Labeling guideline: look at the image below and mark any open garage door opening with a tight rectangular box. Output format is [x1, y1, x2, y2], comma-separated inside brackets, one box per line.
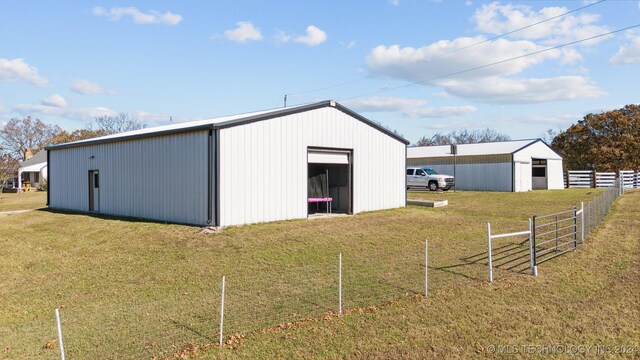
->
[532, 159, 548, 190]
[307, 149, 352, 216]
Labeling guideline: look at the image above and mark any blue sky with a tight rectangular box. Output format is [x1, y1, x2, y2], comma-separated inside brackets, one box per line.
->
[1, 1, 639, 144]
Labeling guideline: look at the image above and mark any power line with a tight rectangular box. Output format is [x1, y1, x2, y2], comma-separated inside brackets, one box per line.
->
[338, 23, 640, 102]
[440, 0, 606, 57]
[284, 0, 607, 102]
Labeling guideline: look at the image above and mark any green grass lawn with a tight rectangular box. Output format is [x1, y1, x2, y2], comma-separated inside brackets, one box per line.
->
[0, 191, 47, 212]
[1, 189, 638, 359]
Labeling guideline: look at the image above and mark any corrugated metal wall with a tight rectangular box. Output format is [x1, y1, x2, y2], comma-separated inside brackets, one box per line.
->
[513, 142, 564, 190]
[407, 155, 513, 191]
[49, 131, 210, 225]
[218, 107, 406, 226]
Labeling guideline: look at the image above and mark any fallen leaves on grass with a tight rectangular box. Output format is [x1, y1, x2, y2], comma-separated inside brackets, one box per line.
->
[43, 339, 56, 350]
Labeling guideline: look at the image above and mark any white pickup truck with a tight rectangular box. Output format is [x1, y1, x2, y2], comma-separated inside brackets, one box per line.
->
[406, 167, 455, 191]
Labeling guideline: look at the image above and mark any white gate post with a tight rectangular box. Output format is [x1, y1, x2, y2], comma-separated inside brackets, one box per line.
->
[487, 223, 493, 282]
[219, 275, 225, 346]
[55, 308, 66, 360]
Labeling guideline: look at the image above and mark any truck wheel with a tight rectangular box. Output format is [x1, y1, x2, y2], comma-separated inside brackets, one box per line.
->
[428, 181, 438, 191]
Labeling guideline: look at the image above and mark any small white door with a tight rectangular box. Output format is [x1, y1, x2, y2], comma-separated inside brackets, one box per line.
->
[89, 170, 100, 212]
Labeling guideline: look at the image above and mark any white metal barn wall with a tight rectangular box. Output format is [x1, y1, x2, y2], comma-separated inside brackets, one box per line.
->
[407, 155, 513, 191]
[49, 131, 210, 225]
[218, 107, 406, 226]
[513, 142, 564, 190]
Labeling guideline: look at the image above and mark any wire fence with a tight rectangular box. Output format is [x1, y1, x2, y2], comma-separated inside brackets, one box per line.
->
[485, 181, 623, 282]
[42, 186, 627, 359]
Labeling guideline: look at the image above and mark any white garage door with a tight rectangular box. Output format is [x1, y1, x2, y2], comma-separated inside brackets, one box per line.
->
[308, 150, 349, 164]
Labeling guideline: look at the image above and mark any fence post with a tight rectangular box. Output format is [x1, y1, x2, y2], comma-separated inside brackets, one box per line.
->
[55, 308, 66, 360]
[338, 253, 342, 315]
[527, 218, 537, 276]
[219, 275, 225, 346]
[573, 206, 577, 250]
[424, 239, 428, 297]
[592, 169, 596, 188]
[580, 202, 585, 243]
[487, 223, 493, 282]
[532, 216, 538, 276]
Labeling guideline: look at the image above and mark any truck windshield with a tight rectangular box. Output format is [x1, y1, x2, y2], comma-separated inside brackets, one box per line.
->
[422, 168, 438, 175]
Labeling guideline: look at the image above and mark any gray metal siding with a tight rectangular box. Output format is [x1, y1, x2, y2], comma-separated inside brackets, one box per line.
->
[49, 131, 210, 225]
[219, 107, 406, 226]
[408, 155, 513, 191]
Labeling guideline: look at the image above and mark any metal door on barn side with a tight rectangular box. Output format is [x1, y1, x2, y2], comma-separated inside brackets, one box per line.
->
[88, 170, 100, 212]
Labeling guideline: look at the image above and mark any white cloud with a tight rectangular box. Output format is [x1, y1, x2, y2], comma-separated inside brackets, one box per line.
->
[340, 40, 357, 49]
[278, 25, 327, 47]
[404, 105, 477, 118]
[344, 97, 427, 112]
[389, 0, 400, 6]
[472, 3, 610, 46]
[610, 32, 640, 65]
[439, 76, 605, 104]
[365, 34, 604, 104]
[41, 94, 67, 108]
[221, 21, 263, 43]
[366, 37, 575, 83]
[13, 102, 166, 126]
[14, 103, 117, 121]
[70, 79, 115, 95]
[343, 96, 477, 118]
[293, 25, 327, 46]
[92, 6, 182, 26]
[0, 58, 48, 86]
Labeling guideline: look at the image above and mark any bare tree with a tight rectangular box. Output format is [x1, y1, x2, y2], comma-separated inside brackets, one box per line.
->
[94, 113, 145, 135]
[540, 128, 558, 144]
[0, 151, 19, 190]
[0, 117, 61, 160]
[416, 128, 510, 146]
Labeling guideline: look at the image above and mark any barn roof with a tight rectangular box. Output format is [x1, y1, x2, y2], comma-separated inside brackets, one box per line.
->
[46, 100, 409, 150]
[407, 139, 555, 158]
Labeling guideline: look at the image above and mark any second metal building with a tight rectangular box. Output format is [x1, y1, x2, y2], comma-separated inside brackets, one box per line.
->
[47, 100, 408, 226]
[407, 139, 564, 192]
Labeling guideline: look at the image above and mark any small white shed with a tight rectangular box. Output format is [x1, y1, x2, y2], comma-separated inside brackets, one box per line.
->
[407, 139, 564, 192]
[46, 100, 408, 226]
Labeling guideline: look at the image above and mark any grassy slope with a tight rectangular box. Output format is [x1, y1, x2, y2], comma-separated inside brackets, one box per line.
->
[1, 189, 637, 359]
[0, 191, 47, 212]
[218, 190, 639, 359]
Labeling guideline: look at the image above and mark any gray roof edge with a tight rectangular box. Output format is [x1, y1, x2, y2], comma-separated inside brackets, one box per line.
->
[45, 124, 214, 151]
[19, 149, 48, 166]
[46, 100, 409, 150]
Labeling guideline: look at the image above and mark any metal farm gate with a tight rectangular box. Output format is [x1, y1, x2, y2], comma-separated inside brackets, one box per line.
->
[531, 208, 578, 270]
[486, 184, 623, 281]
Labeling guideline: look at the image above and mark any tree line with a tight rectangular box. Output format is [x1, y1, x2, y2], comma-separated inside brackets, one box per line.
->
[415, 104, 638, 171]
[0, 113, 144, 187]
[1, 104, 639, 188]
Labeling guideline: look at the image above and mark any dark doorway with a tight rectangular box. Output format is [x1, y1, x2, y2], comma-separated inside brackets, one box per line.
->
[307, 163, 351, 214]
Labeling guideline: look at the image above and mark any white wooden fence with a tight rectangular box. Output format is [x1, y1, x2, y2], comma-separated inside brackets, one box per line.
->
[565, 170, 639, 189]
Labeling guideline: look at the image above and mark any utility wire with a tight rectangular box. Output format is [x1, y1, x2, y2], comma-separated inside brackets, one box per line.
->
[284, 0, 607, 100]
[338, 23, 640, 101]
[443, 0, 606, 56]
